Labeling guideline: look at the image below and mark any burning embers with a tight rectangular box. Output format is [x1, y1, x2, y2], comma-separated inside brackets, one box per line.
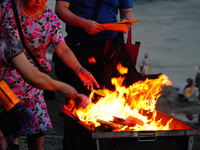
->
[64, 63, 173, 131]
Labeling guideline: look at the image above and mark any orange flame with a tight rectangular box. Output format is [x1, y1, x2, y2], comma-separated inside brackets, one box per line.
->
[88, 57, 96, 63]
[73, 63, 173, 131]
[116, 63, 128, 75]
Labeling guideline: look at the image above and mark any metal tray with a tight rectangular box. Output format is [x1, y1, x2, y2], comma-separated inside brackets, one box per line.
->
[59, 110, 200, 150]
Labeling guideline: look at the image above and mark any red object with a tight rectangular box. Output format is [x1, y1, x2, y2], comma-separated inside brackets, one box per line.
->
[125, 28, 140, 67]
[103, 27, 140, 67]
[88, 57, 96, 64]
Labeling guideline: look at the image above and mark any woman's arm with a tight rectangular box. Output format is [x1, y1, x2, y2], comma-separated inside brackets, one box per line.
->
[120, 8, 135, 21]
[55, 0, 104, 34]
[11, 52, 78, 100]
[53, 42, 100, 90]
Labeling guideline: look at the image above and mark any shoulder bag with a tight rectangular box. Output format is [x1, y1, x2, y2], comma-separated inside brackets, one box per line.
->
[0, 80, 21, 137]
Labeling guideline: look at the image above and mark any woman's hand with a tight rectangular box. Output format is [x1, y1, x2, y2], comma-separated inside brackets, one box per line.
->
[74, 94, 91, 109]
[57, 82, 79, 100]
[83, 20, 105, 35]
[77, 67, 100, 90]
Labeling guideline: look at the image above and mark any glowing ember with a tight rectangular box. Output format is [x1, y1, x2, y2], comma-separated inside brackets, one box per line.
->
[68, 63, 173, 131]
[88, 57, 96, 63]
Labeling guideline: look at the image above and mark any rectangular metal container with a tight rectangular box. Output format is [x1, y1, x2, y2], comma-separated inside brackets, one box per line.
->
[59, 110, 200, 150]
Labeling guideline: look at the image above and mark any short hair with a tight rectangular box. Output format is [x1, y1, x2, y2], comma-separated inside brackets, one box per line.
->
[188, 78, 194, 86]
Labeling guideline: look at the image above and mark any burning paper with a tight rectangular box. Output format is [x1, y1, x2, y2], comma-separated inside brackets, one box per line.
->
[66, 63, 173, 131]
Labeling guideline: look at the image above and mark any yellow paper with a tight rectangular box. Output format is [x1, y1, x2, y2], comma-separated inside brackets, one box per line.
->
[93, 89, 106, 97]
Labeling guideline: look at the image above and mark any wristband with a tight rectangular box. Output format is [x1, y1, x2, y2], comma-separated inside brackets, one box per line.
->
[76, 67, 85, 76]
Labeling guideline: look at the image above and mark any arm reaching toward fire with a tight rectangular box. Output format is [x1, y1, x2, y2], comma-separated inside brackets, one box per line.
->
[12, 52, 90, 107]
[74, 94, 91, 109]
[76, 67, 99, 90]
[53, 42, 100, 90]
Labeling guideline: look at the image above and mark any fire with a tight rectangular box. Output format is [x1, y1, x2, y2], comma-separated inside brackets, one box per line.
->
[116, 63, 128, 74]
[88, 57, 96, 63]
[72, 63, 173, 131]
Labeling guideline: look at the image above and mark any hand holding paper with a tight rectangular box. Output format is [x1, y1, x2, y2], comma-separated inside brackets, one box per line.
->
[97, 19, 140, 33]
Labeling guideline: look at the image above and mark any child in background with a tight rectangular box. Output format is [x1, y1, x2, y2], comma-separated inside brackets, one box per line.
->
[184, 79, 196, 101]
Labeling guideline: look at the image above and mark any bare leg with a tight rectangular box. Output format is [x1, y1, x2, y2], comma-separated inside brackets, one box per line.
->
[7, 138, 18, 144]
[6, 138, 20, 149]
[27, 136, 44, 150]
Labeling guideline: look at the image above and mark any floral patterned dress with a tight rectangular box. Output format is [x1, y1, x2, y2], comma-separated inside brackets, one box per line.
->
[0, 28, 23, 149]
[0, 0, 65, 139]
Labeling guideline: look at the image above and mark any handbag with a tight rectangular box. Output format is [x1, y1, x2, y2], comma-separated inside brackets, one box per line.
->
[125, 27, 140, 67]
[0, 80, 19, 111]
[103, 30, 162, 90]
[103, 27, 140, 67]
[0, 80, 21, 137]
[103, 31, 142, 90]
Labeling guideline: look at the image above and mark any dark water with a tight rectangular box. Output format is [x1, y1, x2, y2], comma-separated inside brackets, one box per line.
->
[47, 0, 200, 88]
[131, 0, 200, 88]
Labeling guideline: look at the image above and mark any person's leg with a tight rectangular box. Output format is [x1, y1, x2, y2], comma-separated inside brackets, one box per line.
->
[27, 132, 44, 150]
[7, 138, 18, 144]
[6, 138, 20, 150]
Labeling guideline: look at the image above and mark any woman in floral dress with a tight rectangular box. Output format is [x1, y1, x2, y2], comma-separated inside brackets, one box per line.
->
[0, 27, 91, 150]
[0, 27, 80, 150]
[0, 0, 99, 149]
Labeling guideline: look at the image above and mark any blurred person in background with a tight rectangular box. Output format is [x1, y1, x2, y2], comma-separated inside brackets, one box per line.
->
[183, 79, 196, 101]
[178, 78, 192, 97]
[140, 53, 151, 75]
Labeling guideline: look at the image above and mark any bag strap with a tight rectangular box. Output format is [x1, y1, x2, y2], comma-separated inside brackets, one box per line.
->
[126, 27, 132, 45]
[91, 0, 103, 21]
[11, 0, 45, 72]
